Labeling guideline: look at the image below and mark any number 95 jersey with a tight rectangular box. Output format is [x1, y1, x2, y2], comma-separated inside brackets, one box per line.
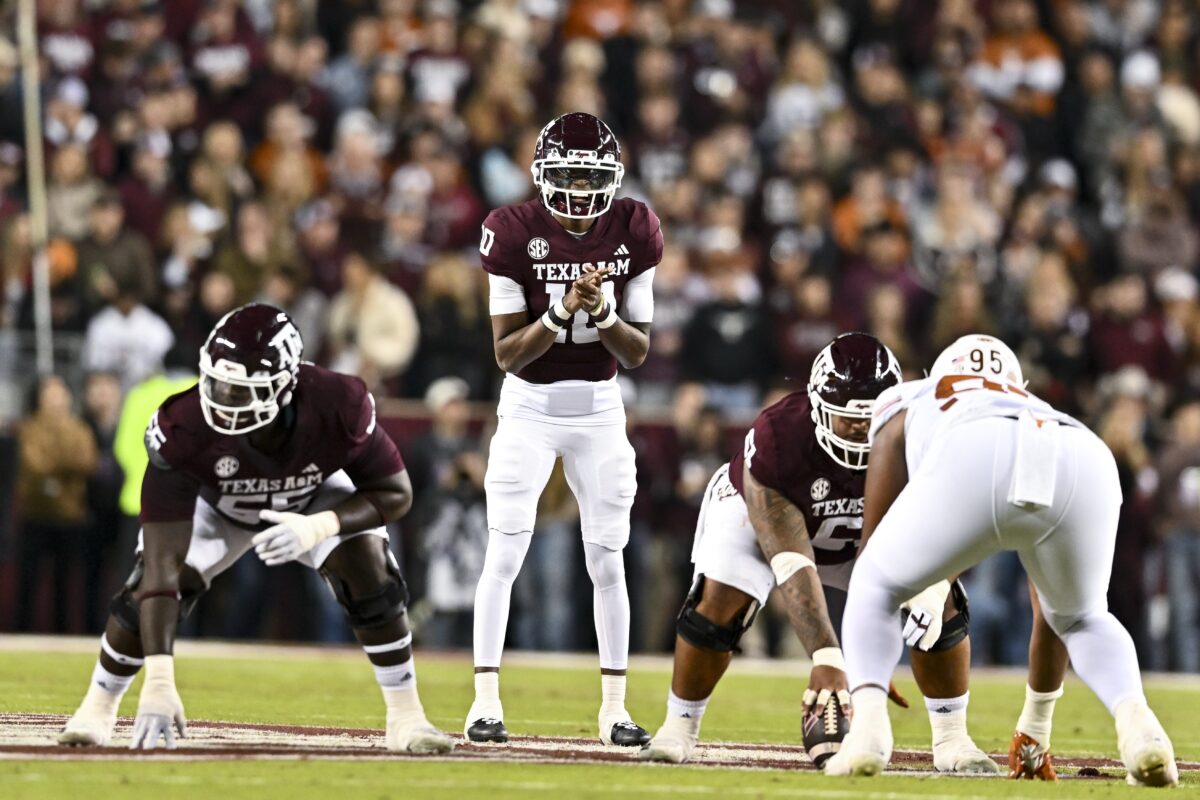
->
[480, 197, 662, 384]
[139, 363, 405, 528]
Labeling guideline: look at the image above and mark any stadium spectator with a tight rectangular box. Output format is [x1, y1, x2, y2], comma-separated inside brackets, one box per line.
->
[408, 377, 487, 649]
[15, 375, 98, 632]
[1157, 401, 1200, 671]
[80, 371, 123, 632]
[326, 251, 419, 394]
[81, 282, 174, 390]
[75, 189, 157, 310]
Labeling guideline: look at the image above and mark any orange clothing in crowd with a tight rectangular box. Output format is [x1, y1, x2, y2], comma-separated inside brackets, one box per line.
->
[974, 30, 1064, 116]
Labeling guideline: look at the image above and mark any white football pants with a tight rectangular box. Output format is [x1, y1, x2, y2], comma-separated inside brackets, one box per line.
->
[843, 417, 1146, 714]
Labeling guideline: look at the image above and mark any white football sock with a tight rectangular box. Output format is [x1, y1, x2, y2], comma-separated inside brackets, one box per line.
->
[1016, 684, 1063, 747]
[373, 656, 417, 694]
[926, 692, 970, 749]
[81, 660, 135, 714]
[471, 671, 503, 718]
[600, 674, 628, 718]
[583, 542, 630, 671]
[666, 690, 709, 721]
[472, 530, 533, 668]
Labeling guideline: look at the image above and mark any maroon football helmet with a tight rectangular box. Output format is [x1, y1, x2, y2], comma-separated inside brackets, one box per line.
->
[808, 332, 902, 469]
[531, 112, 625, 219]
[199, 303, 304, 435]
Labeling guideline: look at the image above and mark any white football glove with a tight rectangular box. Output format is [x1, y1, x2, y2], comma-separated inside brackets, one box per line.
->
[131, 655, 187, 750]
[901, 579, 952, 651]
[252, 509, 341, 566]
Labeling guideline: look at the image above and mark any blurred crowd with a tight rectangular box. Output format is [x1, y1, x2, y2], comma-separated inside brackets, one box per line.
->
[1, 0, 1200, 671]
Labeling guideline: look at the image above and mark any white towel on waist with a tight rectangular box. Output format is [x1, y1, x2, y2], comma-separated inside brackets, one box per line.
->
[1008, 409, 1059, 509]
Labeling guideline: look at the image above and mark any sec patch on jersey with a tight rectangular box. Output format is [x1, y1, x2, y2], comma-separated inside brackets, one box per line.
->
[802, 695, 850, 769]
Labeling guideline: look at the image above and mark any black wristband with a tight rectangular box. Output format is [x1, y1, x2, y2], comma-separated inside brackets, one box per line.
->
[546, 301, 571, 328]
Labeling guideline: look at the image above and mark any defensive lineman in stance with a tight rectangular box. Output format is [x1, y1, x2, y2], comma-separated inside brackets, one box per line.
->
[465, 112, 661, 745]
[58, 304, 452, 752]
[826, 335, 1177, 786]
[643, 333, 997, 773]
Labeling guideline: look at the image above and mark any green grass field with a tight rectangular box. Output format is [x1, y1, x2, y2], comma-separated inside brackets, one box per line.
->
[1, 638, 1198, 798]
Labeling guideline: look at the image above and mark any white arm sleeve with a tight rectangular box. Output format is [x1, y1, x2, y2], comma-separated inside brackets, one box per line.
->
[488, 274, 527, 315]
[621, 267, 655, 323]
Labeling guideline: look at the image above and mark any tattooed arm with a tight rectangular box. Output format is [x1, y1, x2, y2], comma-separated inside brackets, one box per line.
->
[743, 462, 846, 706]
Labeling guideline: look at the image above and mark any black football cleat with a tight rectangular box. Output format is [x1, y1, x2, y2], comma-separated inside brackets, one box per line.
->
[605, 720, 651, 747]
[466, 717, 509, 743]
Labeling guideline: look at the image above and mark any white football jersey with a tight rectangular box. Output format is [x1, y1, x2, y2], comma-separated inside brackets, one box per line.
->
[870, 375, 1079, 477]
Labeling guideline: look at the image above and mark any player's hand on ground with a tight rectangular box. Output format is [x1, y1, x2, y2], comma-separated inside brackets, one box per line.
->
[131, 660, 187, 750]
[802, 665, 851, 715]
[901, 580, 951, 651]
[252, 509, 340, 566]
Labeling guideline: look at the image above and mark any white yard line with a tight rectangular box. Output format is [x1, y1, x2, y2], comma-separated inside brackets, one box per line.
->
[7, 636, 1200, 686]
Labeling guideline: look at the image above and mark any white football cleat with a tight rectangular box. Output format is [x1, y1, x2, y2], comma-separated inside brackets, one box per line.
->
[638, 716, 701, 763]
[823, 693, 892, 777]
[932, 734, 1001, 774]
[1116, 700, 1178, 787]
[58, 688, 121, 747]
[386, 713, 454, 754]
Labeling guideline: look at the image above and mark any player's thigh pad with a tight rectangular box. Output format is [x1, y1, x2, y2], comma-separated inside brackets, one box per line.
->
[300, 470, 389, 569]
[860, 421, 1009, 600]
[690, 466, 774, 607]
[1017, 426, 1122, 627]
[561, 424, 637, 549]
[484, 415, 558, 535]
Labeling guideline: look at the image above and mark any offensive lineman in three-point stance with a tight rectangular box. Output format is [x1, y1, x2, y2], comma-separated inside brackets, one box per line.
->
[58, 304, 451, 753]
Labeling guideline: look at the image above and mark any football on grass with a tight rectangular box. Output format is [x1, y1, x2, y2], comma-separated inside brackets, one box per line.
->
[802, 695, 850, 769]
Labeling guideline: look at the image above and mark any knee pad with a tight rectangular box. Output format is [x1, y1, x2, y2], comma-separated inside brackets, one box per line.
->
[322, 547, 409, 629]
[482, 530, 531, 583]
[923, 579, 971, 653]
[583, 542, 625, 589]
[109, 557, 204, 634]
[676, 575, 760, 654]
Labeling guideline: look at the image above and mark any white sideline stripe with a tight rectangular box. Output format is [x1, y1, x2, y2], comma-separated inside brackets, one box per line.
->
[5, 636, 1200, 686]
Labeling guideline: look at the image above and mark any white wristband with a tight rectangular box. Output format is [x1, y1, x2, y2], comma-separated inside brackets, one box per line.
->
[769, 551, 816, 585]
[306, 510, 341, 549]
[541, 310, 564, 333]
[144, 654, 175, 683]
[594, 308, 618, 328]
[812, 647, 845, 671]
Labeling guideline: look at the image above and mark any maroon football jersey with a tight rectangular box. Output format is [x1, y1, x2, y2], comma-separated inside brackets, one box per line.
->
[480, 197, 664, 383]
[728, 391, 864, 589]
[140, 364, 405, 527]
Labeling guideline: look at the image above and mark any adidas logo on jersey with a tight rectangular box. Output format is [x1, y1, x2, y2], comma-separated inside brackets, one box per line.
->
[614, 244, 629, 256]
[303, 463, 320, 473]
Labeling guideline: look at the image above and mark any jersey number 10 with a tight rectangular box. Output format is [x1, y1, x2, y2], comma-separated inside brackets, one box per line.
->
[545, 283, 617, 344]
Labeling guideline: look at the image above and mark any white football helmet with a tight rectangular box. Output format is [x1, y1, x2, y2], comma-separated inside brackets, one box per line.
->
[930, 334, 1024, 386]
